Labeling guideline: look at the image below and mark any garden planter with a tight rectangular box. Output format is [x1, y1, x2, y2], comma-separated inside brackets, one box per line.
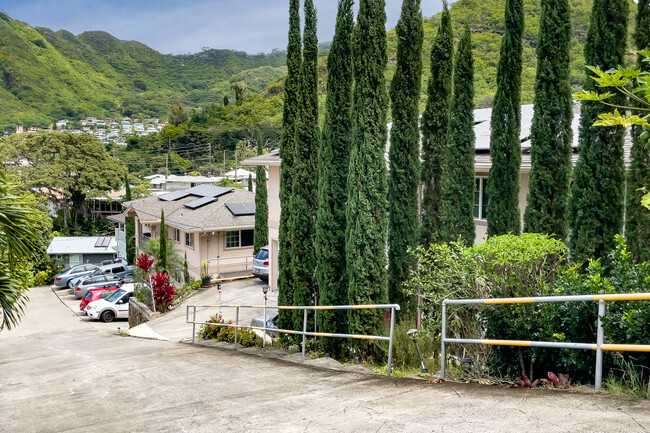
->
[201, 276, 212, 288]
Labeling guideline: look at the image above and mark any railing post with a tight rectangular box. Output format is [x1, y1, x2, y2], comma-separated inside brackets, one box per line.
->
[301, 309, 307, 363]
[263, 297, 267, 348]
[235, 306, 239, 350]
[192, 306, 196, 344]
[387, 306, 396, 377]
[595, 299, 606, 390]
[441, 300, 447, 380]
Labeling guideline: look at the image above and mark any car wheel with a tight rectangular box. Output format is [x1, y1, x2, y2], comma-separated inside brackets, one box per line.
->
[100, 310, 115, 323]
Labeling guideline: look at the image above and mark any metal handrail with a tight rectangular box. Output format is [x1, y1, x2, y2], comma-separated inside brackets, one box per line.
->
[186, 303, 401, 376]
[440, 292, 650, 389]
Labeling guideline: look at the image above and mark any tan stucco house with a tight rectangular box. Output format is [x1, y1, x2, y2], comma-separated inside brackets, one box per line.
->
[123, 184, 257, 279]
[243, 103, 633, 290]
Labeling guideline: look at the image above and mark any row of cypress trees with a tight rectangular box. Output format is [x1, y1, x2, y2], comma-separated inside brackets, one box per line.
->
[476, 0, 645, 268]
[277, 0, 649, 342]
[278, 0, 392, 343]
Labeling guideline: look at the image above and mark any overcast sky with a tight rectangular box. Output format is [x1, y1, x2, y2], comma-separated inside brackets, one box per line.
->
[1, 0, 448, 55]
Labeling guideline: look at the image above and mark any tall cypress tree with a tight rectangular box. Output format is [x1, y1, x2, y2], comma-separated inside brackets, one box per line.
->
[420, 1, 453, 247]
[626, 0, 650, 262]
[291, 0, 319, 330]
[158, 210, 167, 274]
[440, 27, 476, 246]
[486, 0, 524, 236]
[568, 0, 628, 265]
[123, 176, 135, 264]
[277, 0, 301, 331]
[523, 0, 573, 240]
[388, 0, 423, 314]
[346, 0, 389, 341]
[316, 0, 354, 348]
[247, 173, 253, 192]
[253, 138, 268, 256]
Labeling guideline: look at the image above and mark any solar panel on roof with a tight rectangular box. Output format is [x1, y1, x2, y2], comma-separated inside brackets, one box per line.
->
[184, 196, 218, 210]
[226, 202, 256, 216]
[94, 237, 111, 248]
[159, 190, 191, 201]
[158, 185, 234, 202]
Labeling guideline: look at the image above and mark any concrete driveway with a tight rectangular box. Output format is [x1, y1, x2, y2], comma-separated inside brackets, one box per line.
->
[1, 284, 650, 432]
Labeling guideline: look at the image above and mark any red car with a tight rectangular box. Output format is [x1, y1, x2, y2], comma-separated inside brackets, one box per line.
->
[79, 286, 120, 311]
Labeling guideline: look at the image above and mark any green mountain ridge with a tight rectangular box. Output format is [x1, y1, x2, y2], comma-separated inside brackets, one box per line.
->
[0, 11, 287, 129]
[0, 0, 638, 131]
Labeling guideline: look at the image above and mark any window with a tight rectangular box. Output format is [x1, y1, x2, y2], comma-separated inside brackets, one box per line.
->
[185, 232, 195, 249]
[225, 229, 255, 249]
[173, 228, 180, 243]
[474, 177, 488, 220]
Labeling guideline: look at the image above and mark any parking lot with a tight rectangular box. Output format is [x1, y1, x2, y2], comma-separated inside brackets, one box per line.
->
[51, 277, 277, 340]
[51, 284, 130, 332]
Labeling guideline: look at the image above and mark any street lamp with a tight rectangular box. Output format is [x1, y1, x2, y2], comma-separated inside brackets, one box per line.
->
[407, 328, 429, 375]
[262, 285, 269, 348]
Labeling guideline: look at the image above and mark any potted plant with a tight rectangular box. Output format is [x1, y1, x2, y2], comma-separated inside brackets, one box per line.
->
[200, 261, 211, 288]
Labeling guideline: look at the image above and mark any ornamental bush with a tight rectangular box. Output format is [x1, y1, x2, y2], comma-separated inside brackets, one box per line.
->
[198, 314, 261, 348]
[410, 234, 650, 386]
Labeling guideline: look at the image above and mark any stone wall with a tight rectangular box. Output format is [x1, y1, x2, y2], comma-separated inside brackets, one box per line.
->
[129, 298, 160, 328]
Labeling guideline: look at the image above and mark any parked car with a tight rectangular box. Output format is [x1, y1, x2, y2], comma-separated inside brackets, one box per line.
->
[68, 264, 133, 289]
[71, 274, 123, 299]
[53, 264, 100, 288]
[252, 246, 269, 281]
[79, 286, 120, 311]
[85, 283, 135, 322]
[101, 257, 127, 266]
[250, 313, 278, 338]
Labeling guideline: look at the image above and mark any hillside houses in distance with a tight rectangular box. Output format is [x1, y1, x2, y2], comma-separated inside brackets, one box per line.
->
[10, 116, 166, 146]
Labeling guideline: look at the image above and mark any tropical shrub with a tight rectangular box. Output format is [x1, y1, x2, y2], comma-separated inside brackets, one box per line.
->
[150, 272, 176, 313]
[198, 314, 261, 347]
[410, 234, 650, 387]
[30, 271, 51, 287]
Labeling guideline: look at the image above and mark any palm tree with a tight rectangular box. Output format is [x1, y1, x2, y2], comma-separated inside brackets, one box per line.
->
[0, 170, 41, 330]
[139, 238, 183, 282]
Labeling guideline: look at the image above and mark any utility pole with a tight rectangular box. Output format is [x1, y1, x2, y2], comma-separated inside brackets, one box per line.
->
[223, 150, 226, 177]
[208, 143, 213, 176]
[166, 139, 171, 179]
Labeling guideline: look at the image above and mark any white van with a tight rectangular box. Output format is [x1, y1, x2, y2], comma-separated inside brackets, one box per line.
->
[85, 283, 135, 322]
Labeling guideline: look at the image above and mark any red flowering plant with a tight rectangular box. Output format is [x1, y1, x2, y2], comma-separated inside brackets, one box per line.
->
[150, 272, 176, 313]
[135, 252, 176, 312]
[135, 252, 156, 310]
[136, 253, 154, 273]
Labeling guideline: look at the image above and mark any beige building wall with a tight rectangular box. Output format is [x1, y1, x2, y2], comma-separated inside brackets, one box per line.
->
[268, 166, 281, 291]
[474, 172, 530, 245]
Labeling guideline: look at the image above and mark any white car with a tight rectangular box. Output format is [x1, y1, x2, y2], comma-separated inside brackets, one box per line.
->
[85, 283, 135, 322]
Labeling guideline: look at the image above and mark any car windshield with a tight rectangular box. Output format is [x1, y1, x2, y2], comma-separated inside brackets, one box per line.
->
[256, 249, 269, 260]
[83, 292, 93, 300]
[106, 289, 125, 302]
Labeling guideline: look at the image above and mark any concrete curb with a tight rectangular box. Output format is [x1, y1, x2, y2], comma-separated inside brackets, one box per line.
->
[127, 322, 170, 341]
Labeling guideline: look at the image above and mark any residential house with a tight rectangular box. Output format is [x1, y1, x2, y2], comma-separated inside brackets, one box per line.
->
[241, 150, 281, 291]
[47, 236, 118, 268]
[143, 174, 223, 192]
[243, 103, 633, 291]
[122, 184, 256, 279]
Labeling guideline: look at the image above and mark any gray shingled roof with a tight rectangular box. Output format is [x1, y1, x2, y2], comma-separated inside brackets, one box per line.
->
[123, 187, 256, 232]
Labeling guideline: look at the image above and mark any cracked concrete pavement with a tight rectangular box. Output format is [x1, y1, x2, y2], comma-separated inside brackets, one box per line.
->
[1, 283, 649, 432]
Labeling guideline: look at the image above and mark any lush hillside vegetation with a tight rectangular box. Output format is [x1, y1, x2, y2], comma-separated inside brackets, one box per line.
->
[0, 0, 638, 131]
[0, 11, 286, 129]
